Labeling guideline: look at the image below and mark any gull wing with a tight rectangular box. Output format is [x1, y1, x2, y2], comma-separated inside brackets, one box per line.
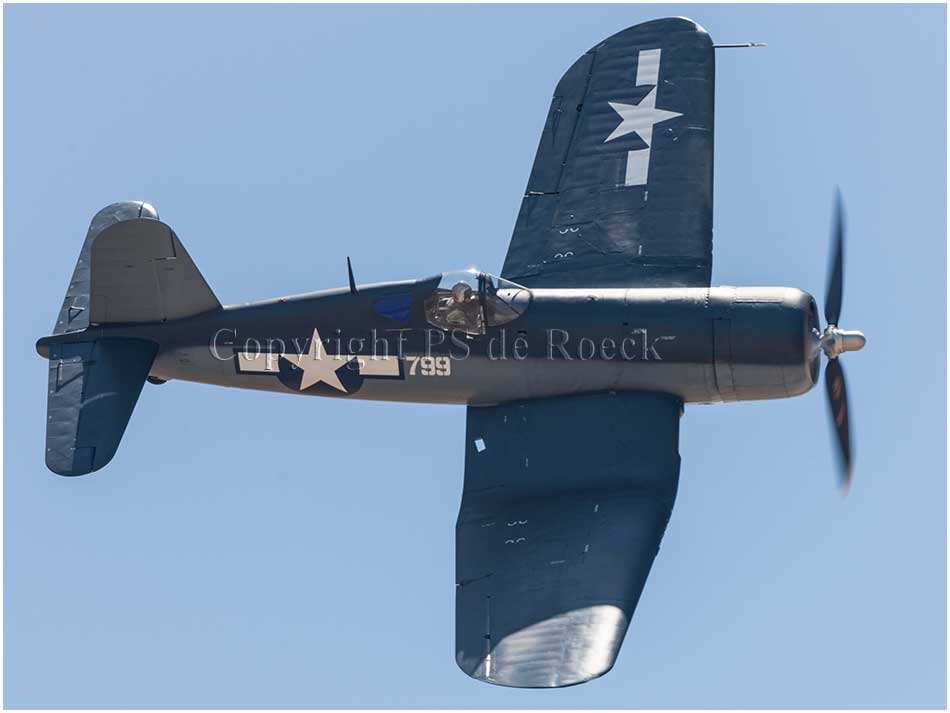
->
[456, 391, 682, 687]
[502, 17, 715, 288]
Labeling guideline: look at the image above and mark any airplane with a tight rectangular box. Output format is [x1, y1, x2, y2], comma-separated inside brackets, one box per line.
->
[36, 17, 866, 688]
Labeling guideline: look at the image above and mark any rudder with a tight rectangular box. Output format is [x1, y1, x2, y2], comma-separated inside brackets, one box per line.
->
[53, 201, 160, 335]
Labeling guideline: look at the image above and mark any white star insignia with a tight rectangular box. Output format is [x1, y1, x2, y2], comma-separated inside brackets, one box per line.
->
[281, 327, 352, 392]
[604, 87, 682, 147]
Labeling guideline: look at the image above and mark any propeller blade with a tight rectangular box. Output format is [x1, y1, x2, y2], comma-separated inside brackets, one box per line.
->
[824, 357, 852, 490]
[824, 189, 845, 326]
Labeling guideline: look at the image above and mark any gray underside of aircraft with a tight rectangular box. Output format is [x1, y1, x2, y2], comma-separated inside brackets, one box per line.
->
[36, 17, 865, 689]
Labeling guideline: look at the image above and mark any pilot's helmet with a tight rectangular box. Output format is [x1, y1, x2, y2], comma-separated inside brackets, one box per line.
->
[451, 282, 472, 302]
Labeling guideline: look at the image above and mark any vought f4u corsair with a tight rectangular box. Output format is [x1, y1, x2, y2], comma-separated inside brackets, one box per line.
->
[37, 18, 865, 688]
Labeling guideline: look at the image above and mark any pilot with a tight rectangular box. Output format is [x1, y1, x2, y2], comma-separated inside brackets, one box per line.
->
[445, 281, 480, 330]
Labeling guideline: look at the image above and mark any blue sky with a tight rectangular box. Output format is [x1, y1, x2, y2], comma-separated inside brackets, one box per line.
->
[4, 4, 946, 708]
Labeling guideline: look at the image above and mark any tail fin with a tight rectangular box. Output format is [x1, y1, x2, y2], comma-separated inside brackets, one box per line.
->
[54, 201, 158, 334]
[40, 201, 221, 475]
[55, 201, 220, 331]
[45, 339, 157, 476]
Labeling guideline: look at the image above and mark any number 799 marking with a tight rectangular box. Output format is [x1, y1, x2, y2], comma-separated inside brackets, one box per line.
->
[407, 356, 451, 377]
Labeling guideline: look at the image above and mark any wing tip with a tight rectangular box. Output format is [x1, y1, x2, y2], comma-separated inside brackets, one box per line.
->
[602, 16, 712, 45]
[458, 656, 615, 689]
[456, 603, 630, 688]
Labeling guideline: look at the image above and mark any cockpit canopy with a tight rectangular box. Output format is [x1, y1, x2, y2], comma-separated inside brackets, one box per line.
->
[424, 269, 530, 335]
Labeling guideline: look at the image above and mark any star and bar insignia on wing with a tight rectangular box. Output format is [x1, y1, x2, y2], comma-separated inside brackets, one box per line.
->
[604, 48, 683, 186]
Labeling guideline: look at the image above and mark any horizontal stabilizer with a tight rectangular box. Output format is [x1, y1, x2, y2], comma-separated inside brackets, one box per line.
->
[45, 339, 157, 476]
